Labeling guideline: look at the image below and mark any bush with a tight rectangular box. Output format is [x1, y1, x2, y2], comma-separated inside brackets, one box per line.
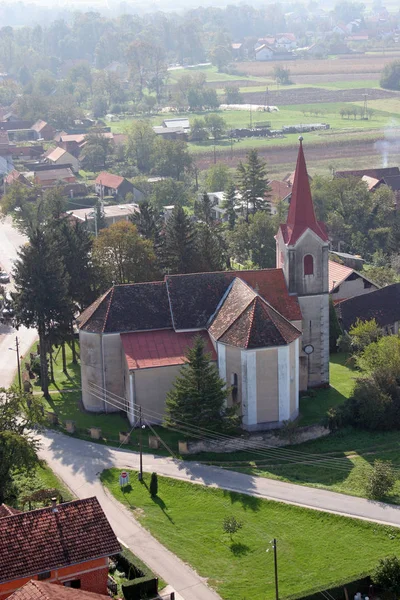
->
[222, 515, 243, 540]
[373, 556, 400, 595]
[150, 472, 158, 497]
[114, 548, 158, 600]
[365, 460, 396, 500]
[380, 60, 400, 91]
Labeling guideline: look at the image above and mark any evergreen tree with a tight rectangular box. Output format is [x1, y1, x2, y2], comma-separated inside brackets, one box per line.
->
[388, 211, 400, 255]
[163, 206, 198, 274]
[194, 192, 214, 225]
[196, 222, 227, 272]
[165, 335, 237, 431]
[222, 183, 237, 230]
[150, 472, 158, 496]
[236, 150, 271, 221]
[12, 228, 73, 397]
[130, 201, 160, 240]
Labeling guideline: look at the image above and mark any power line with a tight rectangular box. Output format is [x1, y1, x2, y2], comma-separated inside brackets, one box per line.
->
[84, 384, 355, 473]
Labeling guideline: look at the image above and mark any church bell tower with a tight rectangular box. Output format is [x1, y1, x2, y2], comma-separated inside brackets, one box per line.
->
[276, 138, 329, 388]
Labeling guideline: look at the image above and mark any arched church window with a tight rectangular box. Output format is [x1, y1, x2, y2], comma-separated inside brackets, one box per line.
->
[304, 254, 314, 275]
[231, 373, 238, 403]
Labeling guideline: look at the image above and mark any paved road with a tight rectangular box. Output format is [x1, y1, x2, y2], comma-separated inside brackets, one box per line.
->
[0, 216, 37, 387]
[40, 431, 400, 533]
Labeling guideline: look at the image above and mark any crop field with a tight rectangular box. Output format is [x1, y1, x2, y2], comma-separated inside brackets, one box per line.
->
[236, 53, 400, 80]
[110, 54, 400, 174]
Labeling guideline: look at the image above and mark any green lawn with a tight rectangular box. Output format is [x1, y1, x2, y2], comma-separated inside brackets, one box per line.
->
[102, 469, 400, 600]
[299, 353, 357, 426]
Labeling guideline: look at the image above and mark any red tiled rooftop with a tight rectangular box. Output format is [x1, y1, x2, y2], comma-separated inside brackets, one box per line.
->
[95, 171, 125, 189]
[0, 504, 20, 518]
[9, 581, 109, 600]
[0, 497, 120, 583]
[328, 259, 354, 292]
[121, 330, 216, 370]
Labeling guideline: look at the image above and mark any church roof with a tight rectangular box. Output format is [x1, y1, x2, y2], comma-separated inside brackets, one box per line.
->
[216, 292, 301, 349]
[79, 269, 301, 334]
[77, 282, 172, 333]
[121, 330, 216, 370]
[281, 139, 328, 246]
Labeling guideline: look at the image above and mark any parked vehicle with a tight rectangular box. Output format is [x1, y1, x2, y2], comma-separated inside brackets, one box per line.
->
[0, 272, 10, 284]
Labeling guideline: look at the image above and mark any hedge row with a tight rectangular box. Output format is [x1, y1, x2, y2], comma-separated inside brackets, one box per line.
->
[286, 575, 372, 600]
[114, 548, 159, 600]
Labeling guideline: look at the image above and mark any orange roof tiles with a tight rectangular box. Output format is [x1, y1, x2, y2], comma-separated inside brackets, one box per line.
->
[121, 330, 216, 370]
[95, 171, 125, 189]
[328, 259, 354, 292]
[9, 581, 109, 600]
[0, 497, 120, 583]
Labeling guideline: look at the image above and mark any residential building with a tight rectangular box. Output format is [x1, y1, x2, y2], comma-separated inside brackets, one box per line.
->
[8, 581, 109, 600]
[44, 147, 80, 173]
[328, 259, 379, 302]
[30, 120, 55, 141]
[255, 45, 275, 60]
[57, 135, 86, 157]
[0, 129, 13, 175]
[11, 145, 44, 160]
[94, 172, 142, 201]
[78, 140, 330, 430]
[4, 169, 31, 187]
[0, 497, 121, 599]
[338, 283, 400, 334]
[67, 203, 139, 227]
[34, 168, 76, 188]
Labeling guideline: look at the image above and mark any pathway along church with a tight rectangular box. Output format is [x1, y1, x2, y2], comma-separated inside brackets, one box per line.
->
[78, 139, 329, 431]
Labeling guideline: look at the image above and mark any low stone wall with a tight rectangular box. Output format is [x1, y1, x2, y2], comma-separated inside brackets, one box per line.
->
[184, 424, 329, 455]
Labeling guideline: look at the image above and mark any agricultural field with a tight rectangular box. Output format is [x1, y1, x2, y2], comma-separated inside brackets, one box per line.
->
[102, 469, 400, 600]
[109, 53, 400, 174]
[235, 52, 400, 81]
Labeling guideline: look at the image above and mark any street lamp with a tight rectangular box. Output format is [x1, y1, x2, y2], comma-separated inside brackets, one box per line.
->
[267, 539, 279, 600]
[138, 406, 146, 482]
[9, 336, 21, 390]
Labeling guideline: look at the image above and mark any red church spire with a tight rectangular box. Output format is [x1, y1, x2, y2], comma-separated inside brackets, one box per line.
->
[285, 137, 328, 245]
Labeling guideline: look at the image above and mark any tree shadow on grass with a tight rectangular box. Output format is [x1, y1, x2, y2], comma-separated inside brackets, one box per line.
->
[141, 480, 175, 524]
[151, 494, 175, 524]
[223, 489, 262, 511]
[230, 542, 250, 556]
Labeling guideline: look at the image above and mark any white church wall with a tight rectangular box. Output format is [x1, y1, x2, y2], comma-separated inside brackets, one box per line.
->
[278, 345, 290, 421]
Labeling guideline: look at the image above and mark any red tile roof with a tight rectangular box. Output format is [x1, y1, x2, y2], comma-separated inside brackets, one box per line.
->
[121, 330, 216, 370]
[328, 259, 354, 292]
[0, 504, 20, 518]
[9, 581, 109, 600]
[283, 139, 328, 245]
[269, 180, 292, 204]
[95, 171, 125, 189]
[0, 497, 120, 583]
[210, 279, 301, 349]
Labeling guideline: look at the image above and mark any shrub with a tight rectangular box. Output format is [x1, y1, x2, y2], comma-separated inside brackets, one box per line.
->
[365, 460, 396, 500]
[150, 472, 158, 497]
[222, 515, 243, 540]
[373, 556, 400, 595]
[114, 548, 158, 600]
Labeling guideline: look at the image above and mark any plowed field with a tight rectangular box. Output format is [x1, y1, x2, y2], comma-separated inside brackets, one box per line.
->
[241, 86, 399, 105]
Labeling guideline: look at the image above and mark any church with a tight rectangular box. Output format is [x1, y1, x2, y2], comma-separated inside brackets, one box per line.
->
[78, 139, 329, 431]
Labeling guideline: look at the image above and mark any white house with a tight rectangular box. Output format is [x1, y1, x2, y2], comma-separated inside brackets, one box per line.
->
[255, 45, 275, 61]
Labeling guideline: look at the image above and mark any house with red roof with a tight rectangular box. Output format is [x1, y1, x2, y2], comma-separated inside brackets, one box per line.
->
[8, 580, 109, 600]
[328, 259, 379, 302]
[78, 140, 330, 431]
[0, 498, 120, 599]
[95, 172, 141, 201]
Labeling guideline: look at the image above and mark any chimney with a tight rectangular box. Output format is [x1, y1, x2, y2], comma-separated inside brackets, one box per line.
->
[51, 497, 58, 513]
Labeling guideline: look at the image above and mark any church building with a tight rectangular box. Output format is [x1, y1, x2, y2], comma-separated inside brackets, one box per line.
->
[78, 139, 329, 431]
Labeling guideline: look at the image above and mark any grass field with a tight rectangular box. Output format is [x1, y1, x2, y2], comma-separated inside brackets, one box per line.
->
[102, 468, 400, 600]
